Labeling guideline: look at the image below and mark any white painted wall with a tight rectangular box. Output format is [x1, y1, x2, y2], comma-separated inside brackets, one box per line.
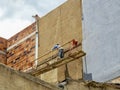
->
[82, 0, 120, 82]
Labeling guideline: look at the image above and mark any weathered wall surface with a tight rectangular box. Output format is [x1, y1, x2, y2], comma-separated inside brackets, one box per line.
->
[0, 63, 60, 90]
[7, 23, 36, 71]
[82, 0, 120, 82]
[38, 0, 83, 83]
[65, 81, 120, 90]
[1, 62, 120, 90]
[0, 37, 7, 64]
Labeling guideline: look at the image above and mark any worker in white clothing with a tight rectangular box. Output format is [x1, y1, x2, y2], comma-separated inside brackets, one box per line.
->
[52, 44, 64, 58]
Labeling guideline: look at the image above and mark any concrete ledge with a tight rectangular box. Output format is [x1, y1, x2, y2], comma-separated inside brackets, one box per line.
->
[0, 63, 61, 90]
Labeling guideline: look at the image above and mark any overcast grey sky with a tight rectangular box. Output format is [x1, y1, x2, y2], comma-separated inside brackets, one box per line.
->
[0, 0, 67, 39]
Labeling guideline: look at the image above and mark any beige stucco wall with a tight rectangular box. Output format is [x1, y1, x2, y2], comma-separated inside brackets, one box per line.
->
[38, 0, 83, 84]
[0, 63, 60, 90]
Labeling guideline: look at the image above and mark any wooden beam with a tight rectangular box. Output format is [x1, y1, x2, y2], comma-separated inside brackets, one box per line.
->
[31, 51, 86, 76]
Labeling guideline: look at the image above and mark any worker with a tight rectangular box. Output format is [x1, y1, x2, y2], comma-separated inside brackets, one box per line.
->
[58, 47, 64, 58]
[52, 44, 64, 58]
[52, 44, 60, 50]
[68, 39, 78, 55]
[72, 39, 78, 47]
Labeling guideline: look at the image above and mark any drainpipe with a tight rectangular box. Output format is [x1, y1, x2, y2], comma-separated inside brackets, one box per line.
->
[32, 14, 39, 67]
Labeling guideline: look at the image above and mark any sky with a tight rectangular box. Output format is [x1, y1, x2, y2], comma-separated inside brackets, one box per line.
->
[0, 0, 67, 39]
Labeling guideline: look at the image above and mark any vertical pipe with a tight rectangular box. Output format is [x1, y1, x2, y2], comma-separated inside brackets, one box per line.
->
[33, 15, 39, 67]
[35, 25, 38, 66]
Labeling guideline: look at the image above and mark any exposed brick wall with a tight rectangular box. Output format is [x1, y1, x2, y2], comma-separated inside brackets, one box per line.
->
[0, 37, 7, 64]
[7, 23, 36, 47]
[7, 23, 36, 71]
[0, 54, 6, 64]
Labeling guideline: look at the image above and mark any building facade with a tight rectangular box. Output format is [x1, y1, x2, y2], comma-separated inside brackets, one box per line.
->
[0, 0, 84, 84]
[82, 0, 120, 82]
